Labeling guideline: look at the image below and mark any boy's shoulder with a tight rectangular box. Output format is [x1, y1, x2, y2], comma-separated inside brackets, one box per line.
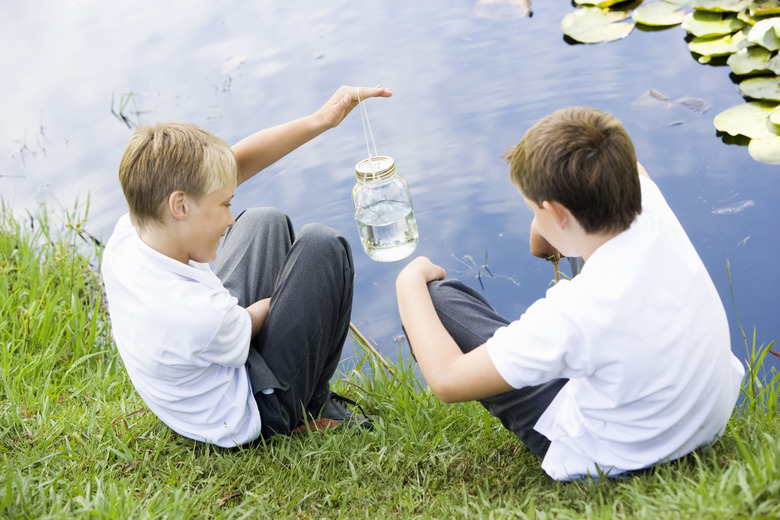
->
[102, 214, 239, 329]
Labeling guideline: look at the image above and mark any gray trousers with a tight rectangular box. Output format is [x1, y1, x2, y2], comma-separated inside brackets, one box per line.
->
[425, 276, 572, 459]
[214, 208, 353, 439]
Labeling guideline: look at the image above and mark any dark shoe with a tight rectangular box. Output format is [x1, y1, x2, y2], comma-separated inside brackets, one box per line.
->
[319, 392, 375, 431]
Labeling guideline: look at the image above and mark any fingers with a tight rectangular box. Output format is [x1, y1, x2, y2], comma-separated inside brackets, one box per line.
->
[404, 256, 446, 283]
[319, 85, 392, 130]
[345, 85, 393, 105]
[362, 85, 393, 99]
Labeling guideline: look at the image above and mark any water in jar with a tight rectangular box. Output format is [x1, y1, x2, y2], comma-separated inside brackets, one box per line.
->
[355, 200, 418, 262]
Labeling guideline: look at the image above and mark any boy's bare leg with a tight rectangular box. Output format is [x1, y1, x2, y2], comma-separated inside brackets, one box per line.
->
[425, 279, 567, 459]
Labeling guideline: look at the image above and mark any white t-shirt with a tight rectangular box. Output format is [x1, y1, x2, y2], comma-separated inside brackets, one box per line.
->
[486, 176, 744, 480]
[101, 214, 261, 447]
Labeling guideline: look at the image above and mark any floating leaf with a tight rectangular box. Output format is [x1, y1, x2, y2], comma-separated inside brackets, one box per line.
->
[747, 18, 780, 51]
[727, 45, 774, 75]
[474, 0, 532, 19]
[562, 7, 635, 43]
[633, 1, 687, 26]
[690, 0, 750, 12]
[681, 10, 745, 37]
[736, 10, 761, 25]
[573, 0, 627, 6]
[750, 0, 780, 17]
[630, 89, 710, 129]
[739, 76, 780, 101]
[677, 96, 711, 113]
[688, 27, 749, 61]
[713, 100, 779, 139]
[749, 135, 780, 163]
[769, 54, 780, 74]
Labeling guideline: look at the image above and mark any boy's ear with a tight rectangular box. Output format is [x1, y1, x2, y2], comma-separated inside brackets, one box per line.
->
[167, 191, 190, 221]
[541, 200, 572, 231]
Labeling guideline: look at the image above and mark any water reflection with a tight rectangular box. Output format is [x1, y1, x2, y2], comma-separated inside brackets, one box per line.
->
[2, 0, 778, 375]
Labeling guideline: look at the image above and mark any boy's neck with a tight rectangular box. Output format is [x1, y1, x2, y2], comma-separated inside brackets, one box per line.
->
[138, 224, 190, 265]
[544, 200, 621, 262]
[578, 230, 621, 262]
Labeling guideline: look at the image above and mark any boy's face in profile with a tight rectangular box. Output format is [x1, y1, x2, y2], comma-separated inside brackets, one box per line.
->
[182, 183, 235, 263]
[523, 195, 564, 253]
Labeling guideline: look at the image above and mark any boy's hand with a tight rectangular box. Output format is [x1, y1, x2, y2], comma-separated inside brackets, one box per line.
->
[317, 85, 393, 130]
[397, 256, 446, 286]
[246, 297, 271, 338]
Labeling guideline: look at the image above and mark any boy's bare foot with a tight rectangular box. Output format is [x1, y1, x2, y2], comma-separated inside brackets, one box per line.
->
[292, 417, 341, 434]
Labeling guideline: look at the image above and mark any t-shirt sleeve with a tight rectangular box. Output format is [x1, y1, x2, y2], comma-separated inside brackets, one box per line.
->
[486, 291, 595, 389]
[198, 295, 252, 368]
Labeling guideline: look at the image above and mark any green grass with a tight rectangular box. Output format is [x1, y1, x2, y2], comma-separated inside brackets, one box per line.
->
[1, 203, 779, 519]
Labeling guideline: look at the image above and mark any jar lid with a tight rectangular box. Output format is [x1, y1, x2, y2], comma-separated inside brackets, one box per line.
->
[355, 156, 395, 181]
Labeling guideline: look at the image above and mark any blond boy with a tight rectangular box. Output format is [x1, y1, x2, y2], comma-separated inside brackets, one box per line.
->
[102, 86, 391, 446]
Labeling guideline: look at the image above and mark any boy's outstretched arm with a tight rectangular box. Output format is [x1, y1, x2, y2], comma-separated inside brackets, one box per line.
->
[396, 257, 513, 403]
[233, 85, 392, 186]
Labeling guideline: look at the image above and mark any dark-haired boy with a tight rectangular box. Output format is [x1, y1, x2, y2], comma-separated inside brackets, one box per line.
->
[396, 106, 744, 480]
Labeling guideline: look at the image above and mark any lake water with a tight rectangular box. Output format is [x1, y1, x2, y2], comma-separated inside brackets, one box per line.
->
[2, 1, 778, 376]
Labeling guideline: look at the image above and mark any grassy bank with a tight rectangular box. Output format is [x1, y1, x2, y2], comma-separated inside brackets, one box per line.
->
[1, 205, 779, 519]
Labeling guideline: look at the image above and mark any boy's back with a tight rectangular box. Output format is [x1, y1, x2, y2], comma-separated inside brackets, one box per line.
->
[102, 213, 260, 447]
[396, 106, 744, 480]
[486, 175, 743, 479]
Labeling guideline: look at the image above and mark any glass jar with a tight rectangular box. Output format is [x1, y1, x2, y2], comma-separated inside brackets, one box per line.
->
[352, 156, 418, 262]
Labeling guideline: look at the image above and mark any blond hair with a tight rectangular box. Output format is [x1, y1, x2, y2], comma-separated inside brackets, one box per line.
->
[118, 122, 238, 230]
[505, 107, 641, 234]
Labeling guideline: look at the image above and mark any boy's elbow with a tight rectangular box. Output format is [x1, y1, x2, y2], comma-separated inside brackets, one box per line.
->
[427, 374, 462, 404]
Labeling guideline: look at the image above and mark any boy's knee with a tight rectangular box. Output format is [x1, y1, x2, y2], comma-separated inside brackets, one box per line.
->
[428, 279, 464, 306]
[229, 208, 293, 244]
[238, 207, 288, 228]
[299, 223, 352, 259]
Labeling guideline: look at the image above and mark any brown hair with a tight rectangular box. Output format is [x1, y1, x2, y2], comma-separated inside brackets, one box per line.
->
[118, 122, 238, 230]
[505, 107, 641, 234]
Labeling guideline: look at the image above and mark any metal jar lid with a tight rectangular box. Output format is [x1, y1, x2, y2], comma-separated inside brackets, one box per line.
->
[355, 156, 396, 182]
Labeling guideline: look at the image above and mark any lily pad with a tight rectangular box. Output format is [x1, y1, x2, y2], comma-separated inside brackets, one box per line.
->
[739, 76, 780, 101]
[749, 1, 780, 17]
[573, 0, 628, 6]
[747, 18, 780, 51]
[474, 0, 532, 19]
[749, 135, 780, 163]
[562, 7, 635, 43]
[629, 89, 710, 129]
[690, 0, 750, 12]
[633, 1, 687, 26]
[769, 54, 780, 74]
[713, 100, 779, 139]
[727, 46, 774, 75]
[688, 27, 749, 62]
[736, 10, 760, 25]
[681, 10, 745, 37]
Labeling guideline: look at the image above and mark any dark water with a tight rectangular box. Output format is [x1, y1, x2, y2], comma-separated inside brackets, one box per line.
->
[2, 1, 778, 376]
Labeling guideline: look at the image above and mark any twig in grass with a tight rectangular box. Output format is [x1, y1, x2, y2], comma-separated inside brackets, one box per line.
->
[110, 407, 147, 427]
[546, 253, 561, 284]
[349, 322, 395, 377]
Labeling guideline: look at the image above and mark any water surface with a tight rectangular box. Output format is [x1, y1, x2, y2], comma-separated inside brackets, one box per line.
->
[2, 1, 778, 375]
